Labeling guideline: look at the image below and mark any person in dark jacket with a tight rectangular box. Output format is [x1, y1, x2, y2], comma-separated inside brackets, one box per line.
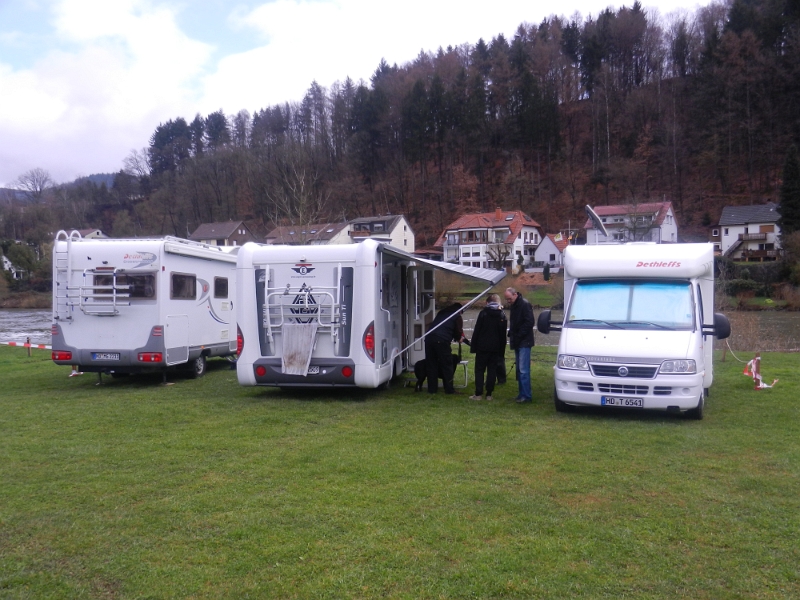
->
[425, 302, 464, 394]
[469, 294, 507, 401]
[504, 287, 535, 403]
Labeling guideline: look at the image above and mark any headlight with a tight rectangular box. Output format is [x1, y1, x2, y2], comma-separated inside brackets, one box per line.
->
[659, 359, 697, 374]
[557, 354, 589, 370]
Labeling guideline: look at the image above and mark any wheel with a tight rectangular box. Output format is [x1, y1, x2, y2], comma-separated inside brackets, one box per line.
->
[187, 355, 207, 379]
[553, 386, 574, 413]
[685, 394, 704, 420]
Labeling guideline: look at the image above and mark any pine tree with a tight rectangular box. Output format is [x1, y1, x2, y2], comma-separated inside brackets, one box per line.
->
[778, 145, 800, 235]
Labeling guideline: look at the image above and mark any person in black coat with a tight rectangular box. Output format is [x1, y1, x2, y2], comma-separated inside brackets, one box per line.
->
[504, 287, 535, 403]
[469, 294, 507, 401]
[425, 302, 464, 394]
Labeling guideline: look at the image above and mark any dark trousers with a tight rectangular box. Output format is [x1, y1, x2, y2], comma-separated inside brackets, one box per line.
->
[425, 339, 455, 393]
[474, 351, 499, 396]
[496, 354, 507, 383]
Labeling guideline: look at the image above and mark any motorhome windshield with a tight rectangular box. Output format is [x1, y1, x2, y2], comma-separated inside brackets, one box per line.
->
[566, 280, 694, 330]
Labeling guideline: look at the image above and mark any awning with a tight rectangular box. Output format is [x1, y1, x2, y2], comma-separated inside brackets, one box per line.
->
[379, 244, 507, 286]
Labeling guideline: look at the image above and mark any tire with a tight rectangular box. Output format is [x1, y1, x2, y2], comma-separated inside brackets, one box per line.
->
[553, 386, 574, 413]
[685, 394, 704, 420]
[187, 355, 207, 379]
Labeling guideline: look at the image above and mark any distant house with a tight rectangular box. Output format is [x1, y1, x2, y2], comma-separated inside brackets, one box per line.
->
[77, 228, 108, 239]
[435, 208, 544, 268]
[348, 215, 415, 251]
[265, 222, 350, 245]
[715, 202, 781, 261]
[584, 201, 678, 245]
[265, 215, 415, 251]
[2, 254, 22, 279]
[534, 234, 569, 267]
[189, 221, 256, 246]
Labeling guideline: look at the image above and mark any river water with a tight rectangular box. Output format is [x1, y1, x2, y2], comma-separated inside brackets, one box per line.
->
[1, 308, 799, 352]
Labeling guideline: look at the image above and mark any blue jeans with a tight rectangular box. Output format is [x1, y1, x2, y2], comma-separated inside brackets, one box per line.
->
[514, 347, 532, 400]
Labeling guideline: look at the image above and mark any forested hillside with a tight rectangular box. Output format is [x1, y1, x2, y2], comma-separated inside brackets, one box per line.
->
[3, 0, 800, 250]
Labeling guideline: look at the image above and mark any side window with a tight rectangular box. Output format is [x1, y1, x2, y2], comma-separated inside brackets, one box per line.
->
[696, 284, 704, 328]
[94, 273, 155, 299]
[214, 277, 228, 299]
[171, 273, 196, 299]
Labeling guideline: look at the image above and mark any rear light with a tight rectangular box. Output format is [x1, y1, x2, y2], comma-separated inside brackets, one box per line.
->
[52, 351, 72, 361]
[152, 326, 163, 337]
[237, 325, 244, 356]
[341, 366, 353, 378]
[255, 365, 267, 377]
[362, 321, 375, 362]
[138, 352, 163, 363]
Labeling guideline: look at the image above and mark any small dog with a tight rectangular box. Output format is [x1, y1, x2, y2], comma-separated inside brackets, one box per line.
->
[413, 353, 462, 392]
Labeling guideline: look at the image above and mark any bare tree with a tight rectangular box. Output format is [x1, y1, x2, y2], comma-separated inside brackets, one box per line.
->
[123, 148, 150, 178]
[486, 243, 512, 270]
[15, 168, 53, 203]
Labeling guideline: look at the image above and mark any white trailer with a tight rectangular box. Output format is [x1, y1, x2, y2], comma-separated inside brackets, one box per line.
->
[235, 239, 505, 389]
[51, 231, 238, 378]
[537, 242, 731, 418]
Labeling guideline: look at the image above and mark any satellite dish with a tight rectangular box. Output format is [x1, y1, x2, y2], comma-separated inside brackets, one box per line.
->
[585, 205, 609, 238]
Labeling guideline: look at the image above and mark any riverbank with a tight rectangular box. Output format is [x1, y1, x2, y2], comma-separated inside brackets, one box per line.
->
[0, 291, 51, 309]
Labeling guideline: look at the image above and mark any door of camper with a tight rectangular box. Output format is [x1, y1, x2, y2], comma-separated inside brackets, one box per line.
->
[405, 265, 435, 368]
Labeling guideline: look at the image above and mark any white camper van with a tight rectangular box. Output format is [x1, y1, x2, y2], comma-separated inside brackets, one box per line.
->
[51, 231, 238, 378]
[235, 239, 505, 389]
[537, 243, 730, 418]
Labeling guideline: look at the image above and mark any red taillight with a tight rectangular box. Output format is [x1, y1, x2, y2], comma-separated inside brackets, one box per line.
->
[52, 351, 72, 361]
[152, 326, 163, 337]
[138, 352, 163, 363]
[362, 321, 375, 362]
[237, 325, 244, 356]
[341, 366, 353, 378]
[255, 365, 267, 377]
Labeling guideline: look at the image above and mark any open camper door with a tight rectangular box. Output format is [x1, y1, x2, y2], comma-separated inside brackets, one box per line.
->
[379, 245, 507, 367]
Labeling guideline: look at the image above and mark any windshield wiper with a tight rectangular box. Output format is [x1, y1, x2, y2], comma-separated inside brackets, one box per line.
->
[616, 320, 674, 330]
[568, 319, 622, 329]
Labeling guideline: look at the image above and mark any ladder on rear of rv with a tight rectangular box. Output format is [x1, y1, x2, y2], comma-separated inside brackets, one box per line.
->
[53, 230, 80, 322]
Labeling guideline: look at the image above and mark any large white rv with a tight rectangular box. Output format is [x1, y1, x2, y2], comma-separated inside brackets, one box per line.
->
[235, 239, 505, 389]
[51, 231, 238, 378]
[537, 243, 731, 418]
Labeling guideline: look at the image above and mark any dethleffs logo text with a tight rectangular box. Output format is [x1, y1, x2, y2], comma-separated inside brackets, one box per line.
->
[636, 260, 681, 268]
[122, 251, 157, 268]
[291, 263, 315, 276]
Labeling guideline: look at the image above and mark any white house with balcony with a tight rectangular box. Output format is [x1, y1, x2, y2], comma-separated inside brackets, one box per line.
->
[584, 201, 678, 244]
[434, 209, 544, 269]
[714, 202, 781, 261]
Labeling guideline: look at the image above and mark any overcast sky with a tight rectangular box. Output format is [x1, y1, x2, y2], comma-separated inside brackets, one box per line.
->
[0, 0, 710, 187]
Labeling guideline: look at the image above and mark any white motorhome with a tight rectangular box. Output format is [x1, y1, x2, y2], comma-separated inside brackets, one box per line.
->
[537, 243, 731, 419]
[236, 239, 504, 389]
[51, 231, 238, 378]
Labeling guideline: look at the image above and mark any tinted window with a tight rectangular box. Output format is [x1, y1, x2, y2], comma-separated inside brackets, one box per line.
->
[94, 273, 155, 298]
[171, 273, 196, 299]
[214, 277, 228, 299]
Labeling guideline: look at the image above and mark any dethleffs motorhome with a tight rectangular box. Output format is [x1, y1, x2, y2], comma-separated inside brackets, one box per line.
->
[235, 239, 505, 389]
[537, 242, 731, 418]
[51, 231, 238, 377]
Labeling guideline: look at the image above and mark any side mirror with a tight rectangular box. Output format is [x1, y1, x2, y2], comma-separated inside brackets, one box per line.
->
[537, 310, 561, 334]
[714, 312, 731, 340]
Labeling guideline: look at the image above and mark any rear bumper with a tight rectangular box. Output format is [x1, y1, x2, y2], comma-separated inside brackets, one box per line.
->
[243, 357, 357, 387]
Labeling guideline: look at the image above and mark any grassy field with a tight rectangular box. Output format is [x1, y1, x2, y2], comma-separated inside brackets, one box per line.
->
[1, 346, 798, 599]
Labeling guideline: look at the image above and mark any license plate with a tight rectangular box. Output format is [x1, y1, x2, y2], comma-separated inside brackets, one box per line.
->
[307, 365, 320, 374]
[601, 396, 643, 408]
[92, 352, 120, 361]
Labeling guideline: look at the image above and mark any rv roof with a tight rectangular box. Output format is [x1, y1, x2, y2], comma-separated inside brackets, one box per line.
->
[565, 243, 714, 279]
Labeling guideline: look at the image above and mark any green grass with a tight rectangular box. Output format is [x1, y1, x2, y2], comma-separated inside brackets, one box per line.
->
[1, 347, 799, 598]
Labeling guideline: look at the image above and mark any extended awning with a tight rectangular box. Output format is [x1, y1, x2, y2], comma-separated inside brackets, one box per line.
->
[379, 244, 507, 286]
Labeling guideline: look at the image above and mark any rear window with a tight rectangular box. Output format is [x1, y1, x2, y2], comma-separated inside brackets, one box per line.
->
[94, 273, 156, 299]
[171, 273, 196, 299]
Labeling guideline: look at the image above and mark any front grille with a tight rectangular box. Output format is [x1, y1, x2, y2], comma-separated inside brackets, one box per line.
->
[577, 382, 594, 392]
[653, 386, 672, 396]
[598, 384, 649, 395]
[591, 364, 658, 378]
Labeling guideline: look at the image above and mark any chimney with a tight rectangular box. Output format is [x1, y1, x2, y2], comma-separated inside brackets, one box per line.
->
[495, 207, 502, 221]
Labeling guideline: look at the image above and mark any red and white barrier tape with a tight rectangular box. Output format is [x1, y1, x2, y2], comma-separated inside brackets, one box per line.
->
[0, 341, 52, 350]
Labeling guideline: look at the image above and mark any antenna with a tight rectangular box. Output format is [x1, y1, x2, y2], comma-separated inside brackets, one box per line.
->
[585, 205, 609, 238]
